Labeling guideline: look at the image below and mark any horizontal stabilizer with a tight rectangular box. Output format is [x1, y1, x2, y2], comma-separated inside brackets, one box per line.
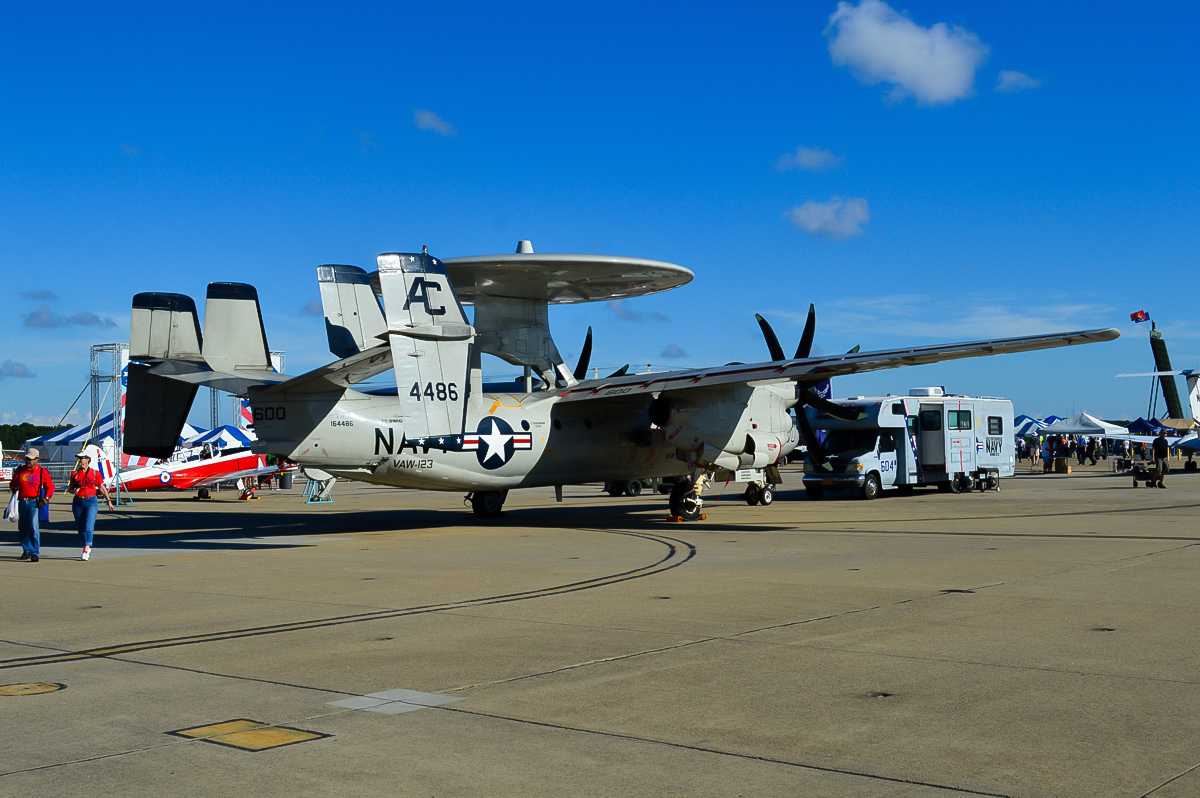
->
[203, 283, 271, 373]
[318, 264, 388, 358]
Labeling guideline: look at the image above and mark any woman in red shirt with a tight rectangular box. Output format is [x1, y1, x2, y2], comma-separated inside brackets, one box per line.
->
[68, 451, 113, 561]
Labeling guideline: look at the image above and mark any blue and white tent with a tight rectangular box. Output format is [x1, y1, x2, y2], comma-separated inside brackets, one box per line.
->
[1014, 416, 1047, 437]
[24, 413, 203, 464]
[181, 425, 254, 449]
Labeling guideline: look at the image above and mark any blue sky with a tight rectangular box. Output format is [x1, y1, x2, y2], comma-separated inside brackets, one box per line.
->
[2, 1, 1197, 428]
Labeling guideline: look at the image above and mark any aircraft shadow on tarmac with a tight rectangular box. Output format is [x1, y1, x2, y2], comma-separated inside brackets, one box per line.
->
[2, 498, 799, 555]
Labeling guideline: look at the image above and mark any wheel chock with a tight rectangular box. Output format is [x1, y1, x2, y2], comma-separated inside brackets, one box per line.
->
[666, 515, 682, 522]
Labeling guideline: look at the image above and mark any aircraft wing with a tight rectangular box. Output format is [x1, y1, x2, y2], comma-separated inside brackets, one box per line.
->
[554, 327, 1120, 403]
[191, 465, 280, 488]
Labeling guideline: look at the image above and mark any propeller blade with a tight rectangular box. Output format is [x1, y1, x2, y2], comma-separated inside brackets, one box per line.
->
[755, 313, 786, 361]
[846, 344, 860, 354]
[573, 326, 593, 381]
[803, 390, 866, 421]
[796, 410, 831, 471]
[794, 304, 816, 359]
[607, 364, 630, 378]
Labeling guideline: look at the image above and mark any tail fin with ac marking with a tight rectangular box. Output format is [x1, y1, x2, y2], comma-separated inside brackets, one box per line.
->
[377, 252, 473, 446]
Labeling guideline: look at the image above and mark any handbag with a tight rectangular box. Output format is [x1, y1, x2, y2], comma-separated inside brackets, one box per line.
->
[37, 467, 50, 522]
[4, 493, 17, 523]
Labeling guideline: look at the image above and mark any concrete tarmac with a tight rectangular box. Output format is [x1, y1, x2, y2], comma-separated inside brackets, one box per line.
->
[2, 462, 1199, 797]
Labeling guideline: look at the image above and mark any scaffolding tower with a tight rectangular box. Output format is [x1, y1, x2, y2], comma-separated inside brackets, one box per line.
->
[90, 343, 134, 506]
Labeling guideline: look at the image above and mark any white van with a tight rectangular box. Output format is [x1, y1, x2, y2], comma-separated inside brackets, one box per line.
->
[802, 387, 1015, 499]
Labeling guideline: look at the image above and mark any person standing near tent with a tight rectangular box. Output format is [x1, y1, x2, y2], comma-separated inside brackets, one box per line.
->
[67, 450, 112, 561]
[1152, 429, 1171, 488]
[9, 447, 55, 562]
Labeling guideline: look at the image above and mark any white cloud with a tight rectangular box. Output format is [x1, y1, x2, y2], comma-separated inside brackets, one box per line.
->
[607, 300, 669, 323]
[414, 109, 457, 137]
[661, 344, 687, 358]
[776, 145, 844, 172]
[995, 70, 1041, 93]
[825, 0, 990, 105]
[0, 360, 35, 378]
[784, 196, 870, 240]
[3, 409, 84, 426]
[21, 305, 116, 328]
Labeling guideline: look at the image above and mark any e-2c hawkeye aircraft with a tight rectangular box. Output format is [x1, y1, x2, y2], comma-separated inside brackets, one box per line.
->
[124, 241, 1119, 520]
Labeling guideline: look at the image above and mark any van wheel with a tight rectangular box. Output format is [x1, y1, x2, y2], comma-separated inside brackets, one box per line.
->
[624, 480, 642, 497]
[758, 484, 774, 506]
[744, 484, 760, 505]
[960, 475, 974, 493]
[945, 476, 962, 494]
[861, 473, 880, 500]
[804, 485, 824, 500]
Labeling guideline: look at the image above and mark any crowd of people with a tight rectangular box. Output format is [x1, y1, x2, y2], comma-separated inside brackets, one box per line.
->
[1016, 430, 1175, 487]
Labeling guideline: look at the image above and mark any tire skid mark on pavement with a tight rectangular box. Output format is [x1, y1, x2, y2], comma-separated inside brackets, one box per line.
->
[0, 529, 695, 671]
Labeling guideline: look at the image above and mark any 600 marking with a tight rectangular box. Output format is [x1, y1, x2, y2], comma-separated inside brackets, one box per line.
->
[253, 406, 286, 421]
[409, 382, 458, 402]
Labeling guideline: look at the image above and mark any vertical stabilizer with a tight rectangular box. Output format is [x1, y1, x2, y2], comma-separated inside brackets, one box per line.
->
[203, 283, 270, 373]
[317, 264, 388, 358]
[125, 292, 204, 459]
[1149, 330, 1185, 418]
[1185, 372, 1200, 421]
[377, 252, 474, 444]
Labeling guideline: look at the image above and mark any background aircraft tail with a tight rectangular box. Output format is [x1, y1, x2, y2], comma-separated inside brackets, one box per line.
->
[125, 284, 285, 459]
[317, 264, 388, 358]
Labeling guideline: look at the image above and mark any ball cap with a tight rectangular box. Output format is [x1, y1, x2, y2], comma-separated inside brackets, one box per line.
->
[24, 447, 39, 459]
[75, 450, 92, 459]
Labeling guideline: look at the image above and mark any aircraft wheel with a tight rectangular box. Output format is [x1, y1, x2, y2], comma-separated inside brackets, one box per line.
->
[472, 490, 506, 517]
[758, 484, 774, 506]
[744, 484, 760, 505]
[624, 480, 642, 497]
[804, 485, 824, 500]
[860, 473, 880, 500]
[669, 481, 701, 521]
[197, 487, 210, 500]
[607, 481, 626, 497]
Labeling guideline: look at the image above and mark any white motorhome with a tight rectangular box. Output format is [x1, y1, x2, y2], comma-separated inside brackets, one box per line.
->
[802, 387, 1015, 499]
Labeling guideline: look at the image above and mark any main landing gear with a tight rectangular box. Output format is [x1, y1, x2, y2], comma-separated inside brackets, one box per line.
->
[468, 490, 508, 518]
[669, 473, 709, 521]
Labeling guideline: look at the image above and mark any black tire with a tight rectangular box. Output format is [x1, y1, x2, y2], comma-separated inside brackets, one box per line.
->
[945, 476, 962, 494]
[960, 475, 974, 493]
[624, 480, 642, 497]
[861, 473, 880, 500]
[669, 481, 701, 521]
[1132, 478, 1138, 488]
[759, 484, 774, 506]
[197, 487, 210, 500]
[744, 485, 760, 506]
[472, 490, 506, 517]
[804, 485, 824, 500]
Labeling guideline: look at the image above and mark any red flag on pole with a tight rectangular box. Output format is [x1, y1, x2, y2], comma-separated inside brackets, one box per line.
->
[1130, 310, 1149, 323]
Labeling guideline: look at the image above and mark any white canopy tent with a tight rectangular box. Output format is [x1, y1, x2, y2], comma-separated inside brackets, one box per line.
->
[1038, 412, 1125, 437]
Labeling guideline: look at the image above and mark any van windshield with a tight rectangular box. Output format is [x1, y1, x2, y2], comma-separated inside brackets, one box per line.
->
[823, 430, 879, 452]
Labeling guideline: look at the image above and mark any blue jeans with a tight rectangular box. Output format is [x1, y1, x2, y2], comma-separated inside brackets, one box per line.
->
[18, 498, 39, 555]
[73, 496, 98, 547]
